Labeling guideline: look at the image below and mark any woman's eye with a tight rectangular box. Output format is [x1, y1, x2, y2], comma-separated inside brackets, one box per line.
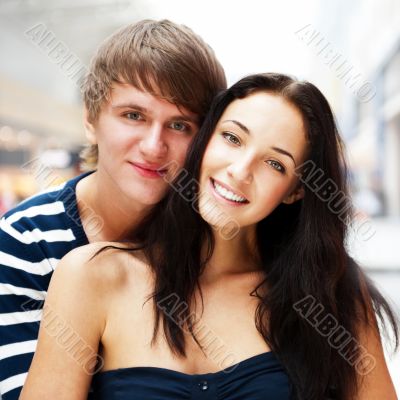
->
[125, 112, 143, 120]
[267, 160, 285, 173]
[222, 132, 241, 145]
[170, 121, 189, 132]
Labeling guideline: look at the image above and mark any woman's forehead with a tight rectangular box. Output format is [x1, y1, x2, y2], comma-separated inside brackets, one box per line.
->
[217, 92, 309, 163]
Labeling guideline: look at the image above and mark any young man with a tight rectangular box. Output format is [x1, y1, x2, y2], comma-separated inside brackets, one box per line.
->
[0, 19, 226, 399]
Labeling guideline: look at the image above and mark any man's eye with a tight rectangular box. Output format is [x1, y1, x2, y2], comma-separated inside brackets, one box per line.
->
[222, 132, 241, 145]
[125, 112, 143, 120]
[170, 122, 189, 132]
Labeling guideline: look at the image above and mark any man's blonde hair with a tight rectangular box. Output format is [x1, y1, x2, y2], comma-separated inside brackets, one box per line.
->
[80, 19, 226, 169]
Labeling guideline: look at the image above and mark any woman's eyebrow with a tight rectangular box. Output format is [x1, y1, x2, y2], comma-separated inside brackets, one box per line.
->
[222, 119, 250, 134]
[270, 147, 296, 166]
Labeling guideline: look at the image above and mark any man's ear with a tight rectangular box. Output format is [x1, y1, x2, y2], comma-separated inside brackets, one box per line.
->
[282, 184, 305, 205]
[83, 108, 97, 144]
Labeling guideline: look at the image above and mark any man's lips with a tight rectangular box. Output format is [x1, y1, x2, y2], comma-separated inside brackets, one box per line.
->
[129, 162, 168, 178]
[131, 161, 167, 171]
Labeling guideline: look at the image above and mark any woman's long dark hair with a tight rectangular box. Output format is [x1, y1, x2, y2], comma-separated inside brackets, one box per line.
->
[98, 73, 398, 399]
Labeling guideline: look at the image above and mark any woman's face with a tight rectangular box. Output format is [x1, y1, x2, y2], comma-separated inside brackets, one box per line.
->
[199, 91, 309, 230]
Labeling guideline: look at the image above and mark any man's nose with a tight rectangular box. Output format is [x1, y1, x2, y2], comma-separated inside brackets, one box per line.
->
[139, 123, 168, 159]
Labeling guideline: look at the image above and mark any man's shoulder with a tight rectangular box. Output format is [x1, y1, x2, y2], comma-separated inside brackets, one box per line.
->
[0, 174, 90, 233]
[7, 179, 68, 210]
[3, 170, 87, 219]
[1, 185, 70, 248]
[0, 172, 92, 258]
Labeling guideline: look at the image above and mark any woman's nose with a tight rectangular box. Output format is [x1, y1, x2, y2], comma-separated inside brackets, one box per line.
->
[226, 160, 253, 184]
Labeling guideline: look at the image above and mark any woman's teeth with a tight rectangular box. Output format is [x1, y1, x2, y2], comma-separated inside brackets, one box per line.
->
[213, 180, 248, 203]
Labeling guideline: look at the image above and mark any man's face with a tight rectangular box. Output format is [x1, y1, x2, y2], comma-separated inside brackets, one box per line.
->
[86, 82, 199, 207]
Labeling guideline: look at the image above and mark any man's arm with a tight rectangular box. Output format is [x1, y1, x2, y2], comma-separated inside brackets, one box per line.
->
[0, 217, 55, 400]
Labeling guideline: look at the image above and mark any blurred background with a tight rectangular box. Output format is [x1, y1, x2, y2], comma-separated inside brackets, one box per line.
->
[0, 0, 399, 394]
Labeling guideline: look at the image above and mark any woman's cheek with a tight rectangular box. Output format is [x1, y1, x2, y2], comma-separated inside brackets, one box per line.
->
[260, 176, 291, 205]
[203, 145, 226, 167]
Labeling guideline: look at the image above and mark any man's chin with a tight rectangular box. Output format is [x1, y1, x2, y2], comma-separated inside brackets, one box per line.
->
[133, 191, 167, 207]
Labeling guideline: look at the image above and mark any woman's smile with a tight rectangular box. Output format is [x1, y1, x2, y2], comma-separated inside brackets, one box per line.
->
[209, 177, 250, 206]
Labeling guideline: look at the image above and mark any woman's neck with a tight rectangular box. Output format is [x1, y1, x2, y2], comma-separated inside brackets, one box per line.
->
[200, 225, 262, 283]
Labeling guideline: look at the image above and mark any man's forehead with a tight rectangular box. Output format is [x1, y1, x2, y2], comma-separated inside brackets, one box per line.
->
[108, 82, 199, 123]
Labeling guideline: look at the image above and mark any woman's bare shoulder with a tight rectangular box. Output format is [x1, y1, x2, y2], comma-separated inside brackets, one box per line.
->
[56, 241, 149, 291]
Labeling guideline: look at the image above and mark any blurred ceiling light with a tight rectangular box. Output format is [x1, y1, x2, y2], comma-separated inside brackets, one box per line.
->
[17, 130, 33, 146]
[0, 126, 14, 142]
[39, 148, 71, 169]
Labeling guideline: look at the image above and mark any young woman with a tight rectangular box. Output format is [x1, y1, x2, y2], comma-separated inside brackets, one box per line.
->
[20, 73, 398, 400]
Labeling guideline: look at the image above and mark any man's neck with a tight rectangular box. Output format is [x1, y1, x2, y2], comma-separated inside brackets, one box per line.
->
[75, 170, 153, 242]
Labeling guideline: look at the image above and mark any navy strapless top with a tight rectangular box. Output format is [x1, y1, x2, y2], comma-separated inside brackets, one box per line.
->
[90, 351, 293, 399]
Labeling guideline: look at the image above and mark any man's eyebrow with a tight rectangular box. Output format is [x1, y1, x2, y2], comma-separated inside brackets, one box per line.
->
[111, 103, 198, 124]
[175, 114, 199, 124]
[111, 103, 147, 112]
[222, 120, 296, 166]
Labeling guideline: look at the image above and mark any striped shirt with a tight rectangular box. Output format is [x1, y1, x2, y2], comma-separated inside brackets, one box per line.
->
[0, 171, 92, 399]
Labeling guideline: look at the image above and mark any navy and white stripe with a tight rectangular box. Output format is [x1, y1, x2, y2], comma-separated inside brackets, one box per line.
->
[0, 172, 92, 400]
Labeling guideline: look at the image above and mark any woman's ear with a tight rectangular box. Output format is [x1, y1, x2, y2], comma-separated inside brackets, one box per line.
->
[83, 108, 97, 145]
[282, 184, 305, 205]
